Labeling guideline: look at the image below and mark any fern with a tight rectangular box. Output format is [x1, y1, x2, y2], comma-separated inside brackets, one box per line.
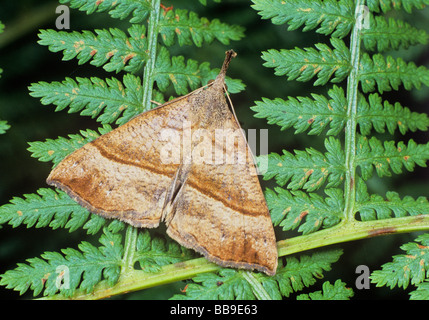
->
[172, 249, 344, 300]
[296, 280, 354, 300]
[371, 234, 429, 298]
[2, 0, 429, 300]
[0, 228, 123, 297]
[251, 0, 429, 300]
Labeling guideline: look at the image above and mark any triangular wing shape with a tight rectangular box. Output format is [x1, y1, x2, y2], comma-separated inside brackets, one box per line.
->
[163, 79, 278, 275]
[47, 96, 192, 228]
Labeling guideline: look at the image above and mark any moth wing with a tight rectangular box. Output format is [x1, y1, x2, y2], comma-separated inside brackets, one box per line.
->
[47, 97, 191, 228]
[166, 111, 278, 275]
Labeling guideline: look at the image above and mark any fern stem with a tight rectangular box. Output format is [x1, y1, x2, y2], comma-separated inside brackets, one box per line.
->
[277, 215, 429, 257]
[141, 0, 161, 110]
[121, 226, 138, 272]
[242, 271, 273, 300]
[119, 0, 162, 273]
[343, 1, 364, 222]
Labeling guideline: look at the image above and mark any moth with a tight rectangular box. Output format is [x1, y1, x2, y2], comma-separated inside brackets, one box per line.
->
[47, 50, 278, 275]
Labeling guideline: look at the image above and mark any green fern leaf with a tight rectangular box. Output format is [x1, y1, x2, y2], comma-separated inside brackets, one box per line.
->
[366, 0, 429, 14]
[357, 93, 429, 135]
[0, 188, 109, 234]
[262, 38, 350, 86]
[296, 279, 353, 300]
[29, 75, 144, 126]
[410, 280, 429, 300]
[251, 0, 354, 39]
[362, 15, 428, 52]
[59, 0, 152, 23]
[266, 187, 343, 234]
[172, 269, 255, 300]
[0, 228, 122, 297]
[252, 85, 347, 135]
[356, 137, 429, 180]
[154, 46, 245, 95]
[173, 249, 343, 300]
[28, 126, 111, 167]
[159, 9, 244, 47]
[260, 137, 345, 191]
[38, 25, 148, 73]
[359, 53, 429, 93]
[134, 230, 195, 273]
[356, 179, 429, 220]
[371, 233, 429, 289]
[0, 120, 10, 134]
[154, 47, 211, 95]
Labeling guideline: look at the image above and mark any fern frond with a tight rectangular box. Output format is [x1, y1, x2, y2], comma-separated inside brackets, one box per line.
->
[0, 120, 9, 134]
[362, 15, 428, 52]
[159, 9, 244, 47]
[265, 187, 344, 234]
[359, 54, 429, 93]
[253, 87, 429, 137]
[38, 25, 148, 73]
[358, 93, 429, 135]
[371, 234, 429, 289]
[366, 0, 429, 13]
[296, 279, 353, 300]
[0, 228, 122, 297]
[134, 230, 195, 273]
[173, 249, 343, 300]
[356, 179, 429, 220]
[356, 137, 429, 180]
[154, 47, 245, 95]
[410, 280, 429, 300]
[59, 0, 152, 23]
[154, 47, 211, 95]
[260, 137, 345, 192]
[28, 126, 111, 167]
[251, 0, 354, 39]
[0, 188, 111, 234]
[266, 187, 343, 234]
[172, 269, 256, 300]
[262, 38, 351, 86]
[29, 75, 144, 126]
[251, 85, 347, 135]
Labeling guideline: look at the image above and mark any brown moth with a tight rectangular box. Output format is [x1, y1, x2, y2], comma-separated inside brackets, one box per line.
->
[47, 50, 278, 275]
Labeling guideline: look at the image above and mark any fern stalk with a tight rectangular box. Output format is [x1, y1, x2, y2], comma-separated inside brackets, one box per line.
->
[141, 0, 161, 110]
[241, 271, 272, 300]
[122, 0, 161, 273]
[343, 0, 363, 223]
[122, 227, 138, 272]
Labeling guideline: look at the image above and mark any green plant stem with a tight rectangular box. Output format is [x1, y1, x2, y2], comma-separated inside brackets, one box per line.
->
[121, 226, 138, 272]
[119, 0, 161, 275]
[343, 0, 363, 222]
[242, 271, 272, 300]
[39, 214, 429, 300]
[141, 0, 161, 111]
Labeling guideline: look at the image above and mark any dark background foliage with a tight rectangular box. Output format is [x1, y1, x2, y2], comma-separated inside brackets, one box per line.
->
[0, 0, 428, 299]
